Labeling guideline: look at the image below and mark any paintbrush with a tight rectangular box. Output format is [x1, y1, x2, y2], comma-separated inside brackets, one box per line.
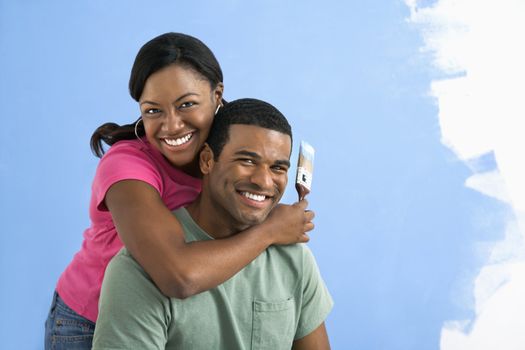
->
[295, 141, 315, 201]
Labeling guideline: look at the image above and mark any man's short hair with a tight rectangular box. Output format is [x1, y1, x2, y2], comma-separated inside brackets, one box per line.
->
[206, 98, 293, 160]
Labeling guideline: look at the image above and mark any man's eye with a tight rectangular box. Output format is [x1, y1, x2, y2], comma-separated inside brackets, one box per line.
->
[272, 166, 288, 173]
[240, 159, 255, 165]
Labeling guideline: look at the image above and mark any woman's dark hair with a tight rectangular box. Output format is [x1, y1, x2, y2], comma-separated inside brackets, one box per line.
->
[90, 32, 224, 157]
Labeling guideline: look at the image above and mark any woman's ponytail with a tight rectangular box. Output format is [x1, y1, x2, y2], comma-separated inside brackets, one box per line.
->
[90, 120, 144, 157]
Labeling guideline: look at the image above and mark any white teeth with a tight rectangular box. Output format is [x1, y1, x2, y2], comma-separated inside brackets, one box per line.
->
[241, 192, 266, 202]
[164, 133, 192, 146]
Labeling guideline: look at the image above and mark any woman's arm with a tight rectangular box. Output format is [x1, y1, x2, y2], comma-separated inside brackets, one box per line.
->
[106, 179, 314, 298]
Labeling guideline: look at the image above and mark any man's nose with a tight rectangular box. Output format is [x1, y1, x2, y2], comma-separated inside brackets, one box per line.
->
[250, 166, 273, 190]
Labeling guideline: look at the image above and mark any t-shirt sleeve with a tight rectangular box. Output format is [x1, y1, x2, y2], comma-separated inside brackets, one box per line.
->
[93, 142, 163, 211]
[294, 246, 334, 340]
[92, 249, 171, 350]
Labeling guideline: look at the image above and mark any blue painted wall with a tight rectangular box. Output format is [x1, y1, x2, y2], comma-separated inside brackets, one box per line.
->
[0, 1, 505, 349]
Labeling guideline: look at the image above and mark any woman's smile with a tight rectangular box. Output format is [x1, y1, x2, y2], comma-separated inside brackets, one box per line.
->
[161, 131, 194, 147]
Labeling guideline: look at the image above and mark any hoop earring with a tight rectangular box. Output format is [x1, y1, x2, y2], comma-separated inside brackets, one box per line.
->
[215, 104, 221, 116]
[134, 118, 144, 141]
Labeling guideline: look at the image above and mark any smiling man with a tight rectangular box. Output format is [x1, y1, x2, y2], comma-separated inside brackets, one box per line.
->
[92, 98, 333, 350]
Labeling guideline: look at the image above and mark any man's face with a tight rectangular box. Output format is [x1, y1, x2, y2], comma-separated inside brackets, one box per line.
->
[204, 124, 291, 230]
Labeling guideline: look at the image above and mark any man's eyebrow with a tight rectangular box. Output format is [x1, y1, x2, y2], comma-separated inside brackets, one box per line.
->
[140, 92, 200, 106]
[275, 159, 291, 168]
[235, 150, 290, 167]
[234, 150, 261, 159]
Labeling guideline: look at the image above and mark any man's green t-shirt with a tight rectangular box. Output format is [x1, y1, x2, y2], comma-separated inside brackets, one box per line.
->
[93, 208, 333, 350]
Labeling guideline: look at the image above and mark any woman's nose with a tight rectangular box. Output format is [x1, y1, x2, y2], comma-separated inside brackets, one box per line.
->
[162, 109, 185, 133]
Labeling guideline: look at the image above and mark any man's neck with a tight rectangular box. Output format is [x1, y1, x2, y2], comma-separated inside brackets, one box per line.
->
[186, 196, 248, 239]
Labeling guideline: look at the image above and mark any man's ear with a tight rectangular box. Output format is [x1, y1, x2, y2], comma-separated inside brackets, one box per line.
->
[200, 143, 215, 175]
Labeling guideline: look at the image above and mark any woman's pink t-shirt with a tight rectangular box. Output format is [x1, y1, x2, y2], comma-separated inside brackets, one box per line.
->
[56, 138, 201, 322]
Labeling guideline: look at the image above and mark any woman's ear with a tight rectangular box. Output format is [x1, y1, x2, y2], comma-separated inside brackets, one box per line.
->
[200, 143, 215, 175]
[214, 82, 224, 105]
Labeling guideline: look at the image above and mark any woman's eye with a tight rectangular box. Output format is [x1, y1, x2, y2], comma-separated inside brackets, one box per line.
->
[179, 101, 195, 109]
[144, 108, 161, 115]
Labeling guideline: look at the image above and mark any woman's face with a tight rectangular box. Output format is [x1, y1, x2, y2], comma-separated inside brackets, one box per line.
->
[139, 64, 223, 173]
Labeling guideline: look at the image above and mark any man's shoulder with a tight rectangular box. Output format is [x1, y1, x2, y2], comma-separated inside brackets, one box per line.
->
[259, 243, 315, 285]
[269, 242, 313, 262]
[106, 248, 147, 278]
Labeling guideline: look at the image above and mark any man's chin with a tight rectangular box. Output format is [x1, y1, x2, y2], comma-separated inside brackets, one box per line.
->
[237, 213, 270, 228]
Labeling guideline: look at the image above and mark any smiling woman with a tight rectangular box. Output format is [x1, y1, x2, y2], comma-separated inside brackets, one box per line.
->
[138, 64, 222, 175]
[44, 32, 315, 350]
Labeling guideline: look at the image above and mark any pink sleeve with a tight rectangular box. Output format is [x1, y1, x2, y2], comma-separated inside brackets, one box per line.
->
[92, 142, 163, 211]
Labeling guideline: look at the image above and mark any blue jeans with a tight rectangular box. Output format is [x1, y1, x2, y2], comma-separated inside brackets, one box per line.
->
[44, 291, 95, 350]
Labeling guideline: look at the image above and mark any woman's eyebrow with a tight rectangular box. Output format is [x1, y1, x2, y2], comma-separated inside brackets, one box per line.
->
[139, 100, 160, 106]
[139, 92, 200, 106]
[173, 92, 200, 103]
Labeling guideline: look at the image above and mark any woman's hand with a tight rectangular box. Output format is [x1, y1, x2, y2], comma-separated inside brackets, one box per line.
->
[259, 200, 315, 245]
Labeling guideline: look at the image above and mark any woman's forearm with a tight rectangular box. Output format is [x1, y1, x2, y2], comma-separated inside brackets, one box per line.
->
[107, 180, 312, 298]
[159, 225, 273, 298]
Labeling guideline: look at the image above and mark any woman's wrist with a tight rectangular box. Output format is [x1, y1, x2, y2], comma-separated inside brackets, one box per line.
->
[243, 221, 275, 247]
